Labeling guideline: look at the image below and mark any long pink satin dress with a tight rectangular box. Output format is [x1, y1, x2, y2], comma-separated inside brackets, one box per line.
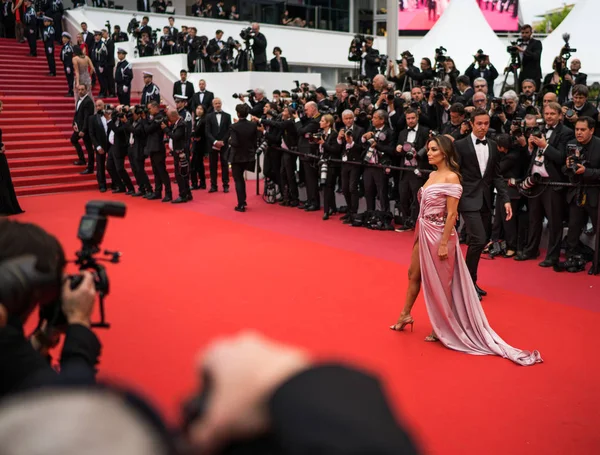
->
[417, 183, 542, 366]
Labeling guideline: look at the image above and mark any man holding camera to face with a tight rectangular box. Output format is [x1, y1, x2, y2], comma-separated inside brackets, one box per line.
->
[0, 220, 101, 398]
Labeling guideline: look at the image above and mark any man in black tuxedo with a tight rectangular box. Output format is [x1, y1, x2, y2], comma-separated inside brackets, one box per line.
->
[562, 85, 599, 134]
[563, 117, 600, 272]
[338, 110, 365, 222]
[455, 108, 512, 298]
[270, 46, 288, 72]
[250, 22, 267, 71]
[395, 109, 430, 229]
[205, 98, 231, 192]
[136, 0, 150, 12]
[163, 108, 192, 203]
[348, 36, 380, 80]
[361, 110, 395, 212]
[189, 79, 214, 116]
[515, 104, 572, 266]
[228, 104, 258, 212]
[107, 108, 135, 194]
[172, 69, 194, 108]
[80, 22, 94, 53]
[294, 101, 321, 211]
[71, 85, 95, 170]
[101, 29, 115, 97]
[144, 101, 172, 202]
[87, 100, 110, 192]
[516, 24, 543, 91]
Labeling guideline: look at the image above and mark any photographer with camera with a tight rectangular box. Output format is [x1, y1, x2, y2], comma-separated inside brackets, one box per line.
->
[243, 23, 267, 71]
[488, 134, 527, 258]
[514, 25, 543, 91]
[394, 108, 430, 230]
[294, 101, 321, 211]
[465, 50, 499, 97]
[514, 103, 573, 266]
[338, 110, 364, 223]
[0, 220, 101, 398]
[490, 90, 524, 135]
[560, 117, 600, 274]
[185, 28, 206, 73]
[252, 102, 282, 194]
[126, 105, 152, 197]
[144, 101, 172, 202]
[562, 85, 599, 134]
[313, 114, 340, 220]
[348, 35, 380, 80]
[440, 103, 471, 141]
[162, 107, 192, 204]
[107, 106, 135, 195]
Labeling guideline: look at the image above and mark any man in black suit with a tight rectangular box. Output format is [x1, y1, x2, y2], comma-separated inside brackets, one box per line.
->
[172, 69, 195, 108]
[250, 22, 267, 71]
[395, 108, 430, 229]
[228, 104, 258, 211]
[455, 108, 512, 298]
[270, 46, 289, 72]
[516, 24, 543, 91]
[348, 36, 380, 80]
[71, 85, 95, 170]
[455, 75, 474, 106]
[101, 29, 116, 97]
[189, 79, 214, 116]
[294, 101, 321, 211]
[338, 110, 365, 222]
[137, 0, 150, 12]
[144, 101, 172, 202]
[361, 110, 395, 212]
[80, 22, 94, 53]
[87, 99, 110, 192]
[566, 58, 587, 91]
[107, 108, 135, 194]
[163, 108, 192, 203]
[205, 98, 231, 192]
[515, 104, 573, 266]
[563, 117, 600, 272]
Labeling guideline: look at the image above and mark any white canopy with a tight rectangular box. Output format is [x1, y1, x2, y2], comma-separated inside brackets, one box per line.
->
[541, 0, 598, 83]
[406, 0, 508, 76]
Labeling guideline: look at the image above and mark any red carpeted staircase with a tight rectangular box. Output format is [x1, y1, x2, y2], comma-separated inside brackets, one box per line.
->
[0, 38, 182, 197]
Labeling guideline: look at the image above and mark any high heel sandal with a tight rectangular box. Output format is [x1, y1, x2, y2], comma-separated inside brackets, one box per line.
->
[390, 316, 415, 332]
[424, 332, 439, 342]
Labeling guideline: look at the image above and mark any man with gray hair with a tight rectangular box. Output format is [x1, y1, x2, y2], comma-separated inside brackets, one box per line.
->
[338, 109, 365, 222]
[250, 22, 267, 71]
[361, 109, 395, 212]
[294, 101, 321, 210]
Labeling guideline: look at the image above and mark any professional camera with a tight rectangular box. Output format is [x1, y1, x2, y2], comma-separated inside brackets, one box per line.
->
[506, 38, 523, 55]
[511, 117, 523, 137]
[475, 49, 488, 65]
[256, 139, 269, 157]
[105, 21, 111, 34]
[491, 97, 505, 115]
[435, 46, 447, 62]
[432, 86, 445, 102]
[239, 26, 254, 42]
[402, 142, 417, 161]
[349, 34, 366, 54]
[310, 132, 324, 142]
[399, 50, 414, 66]
[560, 33, 577, 60]
[127, 16, 140, 36]
[525, 126, 543, 139]
[153, 111, 167, 124]
[345, 76, 372, 88]
[565, 143, 585, 175]
[38, 201, 126, 330]
[318, 159, 329, 185]
[517, 172, 542, 192]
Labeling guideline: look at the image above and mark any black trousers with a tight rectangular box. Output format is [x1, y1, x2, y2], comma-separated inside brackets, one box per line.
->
[398, 174, 424, 225]
[264, 147, 282, 189]
[174, 152, 191, 197]
[105, 64, 115, 95]
[523, 188, 565, 261]
[302, 160, 320, 208]
[566, 202, 598, 257]
[26, 27, 36, 55]
[117, 85, 130, 106]
[323, 166, 338, 214]
[65, 66, 74, 93]
[190, 140, 206, 187]
[45, 47, 56, 74]
[363, 167, 387, 212]
[341, 163, 361, 214]
[71, 132, 94, 169]
[231, 163, 247, 207]
[109, 147, 134, 191]
[150, 152, 171, 195]
[254, 61, 267, 71]
[96, 150, 107, 189]
[460, 208, 493, 284]
[491, 197, 521, 251]
[129, 148, 150, 192]
[209, 148, 230, 188]
[280, 151, 298, 202]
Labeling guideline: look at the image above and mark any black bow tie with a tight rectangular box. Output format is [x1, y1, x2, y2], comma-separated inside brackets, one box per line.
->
[408, 128, 416, 132]
[546, 125, 555, 131]
[476, 139, 488, 146]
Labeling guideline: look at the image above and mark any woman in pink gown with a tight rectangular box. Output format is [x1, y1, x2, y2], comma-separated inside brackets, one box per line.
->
[390, 135, 542, 366]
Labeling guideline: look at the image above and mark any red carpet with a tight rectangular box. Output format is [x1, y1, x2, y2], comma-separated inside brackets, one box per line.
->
[13, 187, 599, 455]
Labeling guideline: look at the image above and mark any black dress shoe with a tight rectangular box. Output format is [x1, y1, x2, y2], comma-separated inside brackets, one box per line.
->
[80, 169, 93, 175]
[147, 193, 162, 200]
[474, 283, 487, 296]
[514, 253, 537, 261]
[186, 193, 193, 201]
[171, 197, 187, 204]
[234, 205, 246, 212]
[304, 205, 318, 212]
[223, 186, 230, 193]
[99, 187, 107, 193]
[199, 183, 207, 189]
[539, 259, 557, 268]
[112, 188, 125, 194]
[73, 160, 86, 166]
[288, 200, 299, 207]
[132, 191, 144, 197]
[322, 213, 329, 220]
[125, 189, 135, 196]
[208, 187, 218, 193]
[162, 195, 173, 203]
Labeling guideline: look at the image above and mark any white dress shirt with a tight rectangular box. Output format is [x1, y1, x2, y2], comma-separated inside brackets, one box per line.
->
[471, 133, 489, 177]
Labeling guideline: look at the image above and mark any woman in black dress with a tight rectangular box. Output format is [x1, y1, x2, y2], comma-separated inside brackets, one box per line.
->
[0, 100, 24, 216]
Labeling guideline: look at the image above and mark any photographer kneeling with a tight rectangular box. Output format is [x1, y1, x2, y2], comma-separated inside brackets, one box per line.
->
[0, 220, 101, 398]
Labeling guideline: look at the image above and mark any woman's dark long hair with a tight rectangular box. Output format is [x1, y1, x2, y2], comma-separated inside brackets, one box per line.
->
[72, 45, 83, 57]
[428, 135, 462, 181]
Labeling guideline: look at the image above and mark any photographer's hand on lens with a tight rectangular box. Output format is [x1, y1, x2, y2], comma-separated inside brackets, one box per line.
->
[188, 332, 310, 454]
[61, 271, 96, 328]
[504, 203, 513, 221]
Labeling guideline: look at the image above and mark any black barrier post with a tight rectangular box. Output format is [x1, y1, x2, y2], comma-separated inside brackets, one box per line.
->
[256, 157, 260, 196]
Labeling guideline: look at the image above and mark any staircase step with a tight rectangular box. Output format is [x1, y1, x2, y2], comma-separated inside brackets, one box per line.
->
[3, 131, 70, 140]
[1, 109, 74, 117]
[0, 116, 72, 125]
[4, 139, 71, 150]
[2, 123, 72, 133]
[9, 155, 79, 167]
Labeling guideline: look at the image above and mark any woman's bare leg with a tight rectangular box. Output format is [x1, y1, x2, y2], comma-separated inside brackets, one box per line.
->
[390, 240, 421, 330]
